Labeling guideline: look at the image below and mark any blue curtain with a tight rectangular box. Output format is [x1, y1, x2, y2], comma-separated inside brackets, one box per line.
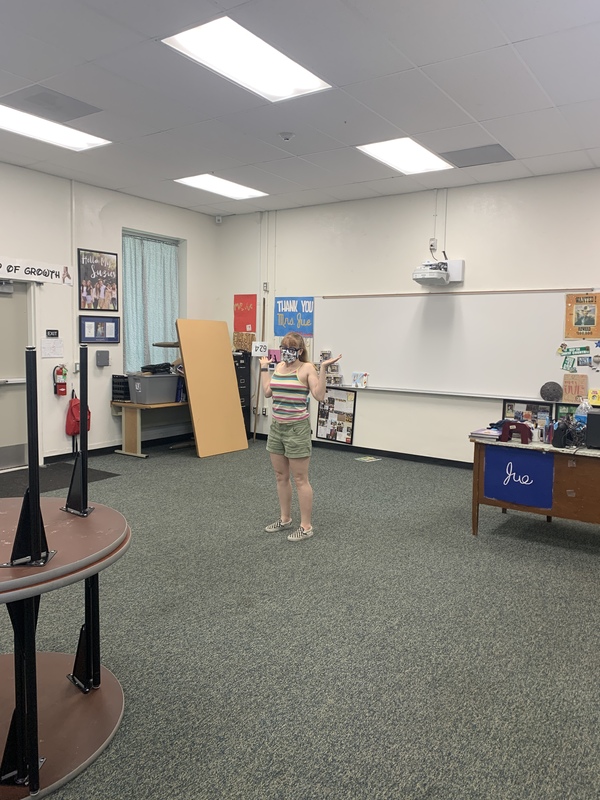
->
[122, 235, 179, 372]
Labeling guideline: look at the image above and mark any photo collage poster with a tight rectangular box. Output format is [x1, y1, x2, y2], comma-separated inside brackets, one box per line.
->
[317, 388, 357, 445]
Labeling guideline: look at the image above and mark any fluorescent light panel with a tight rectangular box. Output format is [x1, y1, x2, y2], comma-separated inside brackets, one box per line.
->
[163, 17, 331, 102]
[0, 104, 110, 151]
[175, 174, 267, 199]
[357, 138, 453, 174]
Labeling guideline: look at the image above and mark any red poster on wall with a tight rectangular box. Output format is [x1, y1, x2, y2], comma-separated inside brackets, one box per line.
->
[233, 294, 257, 332]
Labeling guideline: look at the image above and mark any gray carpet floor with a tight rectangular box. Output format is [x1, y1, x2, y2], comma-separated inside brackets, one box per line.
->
[0, 461, 119, 497]
[1, 441, 599, 799]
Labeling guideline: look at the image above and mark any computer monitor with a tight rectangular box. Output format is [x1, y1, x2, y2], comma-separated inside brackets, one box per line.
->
[585, 409, 600, 448]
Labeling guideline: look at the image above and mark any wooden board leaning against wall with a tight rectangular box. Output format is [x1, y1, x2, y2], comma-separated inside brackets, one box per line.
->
[176, 319, 248, 458]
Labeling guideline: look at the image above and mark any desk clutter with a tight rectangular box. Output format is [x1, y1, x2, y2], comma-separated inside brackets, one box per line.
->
[471, 397, 600, 449]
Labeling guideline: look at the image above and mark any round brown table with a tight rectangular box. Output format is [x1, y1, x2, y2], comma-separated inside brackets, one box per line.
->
[0, 498, 130, 798]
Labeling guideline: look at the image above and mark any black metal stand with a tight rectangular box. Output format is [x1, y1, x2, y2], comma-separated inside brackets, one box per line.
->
[1, 347, 50, 792]
[67, 574, 101, 693]
[1, 348, 56, 568]
[0, 597, 45, 792]
[63, 345, 94, 517]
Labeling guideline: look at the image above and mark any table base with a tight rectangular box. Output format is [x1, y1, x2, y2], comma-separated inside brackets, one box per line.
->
[0, 652, 124, 799]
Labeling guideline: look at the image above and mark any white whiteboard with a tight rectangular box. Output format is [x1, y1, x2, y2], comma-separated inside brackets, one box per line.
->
[314, 292, 573, 399]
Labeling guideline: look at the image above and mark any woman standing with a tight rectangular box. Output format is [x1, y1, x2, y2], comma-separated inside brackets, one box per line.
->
[260, 332, 341, 542]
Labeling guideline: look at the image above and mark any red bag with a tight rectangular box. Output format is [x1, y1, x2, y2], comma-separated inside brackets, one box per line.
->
[66, 392, 91, 436]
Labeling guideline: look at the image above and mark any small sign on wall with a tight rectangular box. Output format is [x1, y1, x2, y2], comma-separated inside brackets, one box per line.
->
[234, 294, 257, 332]
[563, 373, 588, 404]
[565, 293, 600, 339]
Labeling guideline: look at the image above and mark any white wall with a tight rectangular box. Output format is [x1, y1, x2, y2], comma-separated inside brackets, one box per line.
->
[3, 161, 600, 463]
[0, 163, 220, 458]
[218, 170, 600, 462]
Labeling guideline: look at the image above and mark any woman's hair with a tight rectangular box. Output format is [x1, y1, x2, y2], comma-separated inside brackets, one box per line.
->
[281, 332, 309, 362]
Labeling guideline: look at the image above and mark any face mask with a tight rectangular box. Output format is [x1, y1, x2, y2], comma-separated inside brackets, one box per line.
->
[281, 348, 299, 364]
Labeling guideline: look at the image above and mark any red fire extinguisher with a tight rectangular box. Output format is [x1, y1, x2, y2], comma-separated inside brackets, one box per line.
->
[53, 365, 68, 396]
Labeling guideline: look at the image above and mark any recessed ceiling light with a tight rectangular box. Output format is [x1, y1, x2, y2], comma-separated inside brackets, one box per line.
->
[163, 17, 331, 102]
[357, 137, 452, 174]
[0, 104, 110, 151]
[175, 174, 268, 200]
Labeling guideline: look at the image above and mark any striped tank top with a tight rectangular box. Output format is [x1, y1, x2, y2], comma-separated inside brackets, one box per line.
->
[270, 368, 310, 423]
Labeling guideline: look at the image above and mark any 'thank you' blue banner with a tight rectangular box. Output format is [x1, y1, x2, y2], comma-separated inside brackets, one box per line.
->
[274, 296, 314, 336]
[483, 446, 554, 510]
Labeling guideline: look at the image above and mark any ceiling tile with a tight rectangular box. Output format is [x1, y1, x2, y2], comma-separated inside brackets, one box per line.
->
[0, 27, 84, 82]
[460, 160, 533, 183]
[324, 183, 381, 201]
[123, 130, 243, 176]
[210, 164, 304, 194]
[0, 70, 31, 98]
[423, 46, 553, 121]
[348, 0, 507, 66]
[82, 0, 221, 39]
[247, 188, 340, 209]
[559, 99, 600, 150]
[95, 39, 267, 121]
[415, 124, 498, 155]
[363, 175, 430, 196]
[116, 179, 231, 209]
[0, 1, 599, 214]
[256, 157, 338, 187]
[214, 103, 346, 156]
[516, 23, 600, 106]
[233, 0, 413, 86]
[482, 108, 583, 159]
[407, 169, 478, 190]
[482, 0, 600, 41]
[345, 70, 473, 134]
[42, 63, 208, 136]
[303, 148, 399, 182]
[520, 151, 595, 177]
[289, 90, 405, 146]
[3, 0, 145, 60]
[586, 148, 600, 168]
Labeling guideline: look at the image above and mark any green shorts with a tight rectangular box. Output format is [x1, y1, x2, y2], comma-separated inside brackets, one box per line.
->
[266, 418, 312, 459]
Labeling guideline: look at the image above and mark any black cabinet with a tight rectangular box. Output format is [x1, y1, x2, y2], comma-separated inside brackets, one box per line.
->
[233, 350, 252, 437]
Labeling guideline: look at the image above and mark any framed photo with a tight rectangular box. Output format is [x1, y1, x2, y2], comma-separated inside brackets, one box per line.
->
[79, 315, 120, 344]
[78, 249, 118, 312]
[502, 399, 552, 424]
[316, 388, 357, 445]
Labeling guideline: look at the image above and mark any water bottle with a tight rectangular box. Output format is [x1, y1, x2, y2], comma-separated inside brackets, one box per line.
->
[574, 397, 591, 425]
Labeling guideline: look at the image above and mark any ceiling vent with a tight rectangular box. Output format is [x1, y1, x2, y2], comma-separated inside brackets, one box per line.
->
[440, 144, 514, 168]
[0, 87, 101, 122]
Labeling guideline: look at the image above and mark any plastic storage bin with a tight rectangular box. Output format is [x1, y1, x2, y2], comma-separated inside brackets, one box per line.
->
[127, 373, 179, 404]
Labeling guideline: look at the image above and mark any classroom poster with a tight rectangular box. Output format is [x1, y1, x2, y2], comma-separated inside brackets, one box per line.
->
[233, 294, 257, 332]
[274, 296, 314, 336]
[316, 388, 356, 445]
[565, 292, 600, 339]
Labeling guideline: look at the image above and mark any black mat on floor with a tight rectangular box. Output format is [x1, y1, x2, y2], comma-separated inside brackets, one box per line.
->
[0, 462, 119, 498]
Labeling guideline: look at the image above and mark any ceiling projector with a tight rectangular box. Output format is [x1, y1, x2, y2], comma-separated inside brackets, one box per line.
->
[412, 259, 465, 287]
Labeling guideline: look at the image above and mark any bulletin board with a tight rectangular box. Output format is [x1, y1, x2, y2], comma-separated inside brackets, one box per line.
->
[314, 291, 596, 399]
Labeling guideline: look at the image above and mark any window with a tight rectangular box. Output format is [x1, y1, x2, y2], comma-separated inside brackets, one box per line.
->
[122, 233, 180, 372]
